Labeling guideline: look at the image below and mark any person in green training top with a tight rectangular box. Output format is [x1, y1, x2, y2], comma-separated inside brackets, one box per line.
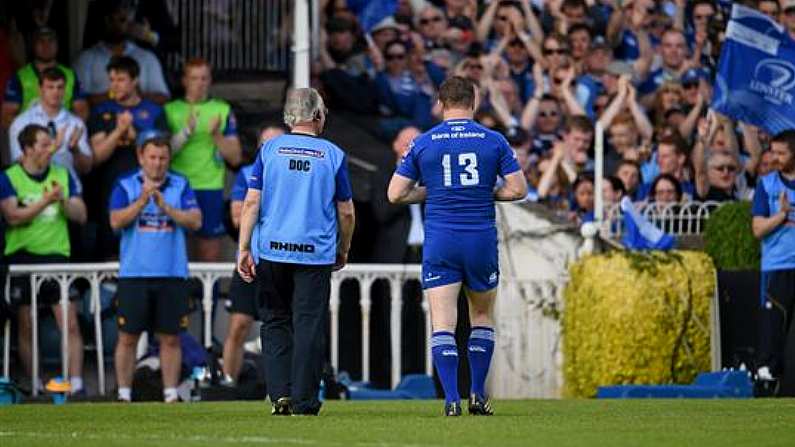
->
[1, 27, 89, 129]
[165, 58, 242, 261]
[0, 124, 87, 394]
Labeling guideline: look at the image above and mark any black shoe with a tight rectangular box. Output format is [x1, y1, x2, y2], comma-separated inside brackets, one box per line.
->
[444, 401, 462, 416]
[271, 397, 292, 416]
[468, 394, 494, 416]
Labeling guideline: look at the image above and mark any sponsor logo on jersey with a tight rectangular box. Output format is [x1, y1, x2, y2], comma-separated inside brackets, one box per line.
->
[269, 241, 316, 253]
[441, 350, 458, 357]
[469, 346, 487, 353]
[426, 272, 441, 282]
[278, 147, 325, 158]
[489, 272, 498, 284]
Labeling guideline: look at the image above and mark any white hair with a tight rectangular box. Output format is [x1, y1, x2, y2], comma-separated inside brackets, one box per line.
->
[283, 88, 326, 128]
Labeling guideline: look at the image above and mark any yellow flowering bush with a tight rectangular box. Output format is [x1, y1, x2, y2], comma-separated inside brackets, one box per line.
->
[563, 250, 716, 398]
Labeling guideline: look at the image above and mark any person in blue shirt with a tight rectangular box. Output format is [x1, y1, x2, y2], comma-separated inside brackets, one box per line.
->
[751, 130, 795, 393]
[109, 131, 202, 403]
[387, 76, 527, 416]
[237, 88, 355, 416]
[88, 55, 169, 260]
[220, 125, 284, 387]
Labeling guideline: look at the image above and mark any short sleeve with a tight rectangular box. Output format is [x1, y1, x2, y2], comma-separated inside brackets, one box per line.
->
[395, 140, 420, 180]
[752, 179, 770, 217]
[181, 184, 199, 209]
[230, 168, 249, 201]
[108, 181, 130, 210]
[497, 136, 521, 176]
[223, 110, 238, 137]
[248, 153, 264, 190]
[334, 156, 353, 202]
[0, 172, 16, 200]
[3, 74, 22, 104]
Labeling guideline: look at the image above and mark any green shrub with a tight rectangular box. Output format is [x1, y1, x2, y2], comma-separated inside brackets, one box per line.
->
[563, 250, 715, 398]
[703, 201, 760, 271]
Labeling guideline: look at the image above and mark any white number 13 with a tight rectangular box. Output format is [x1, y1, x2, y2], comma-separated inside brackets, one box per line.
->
[442, 152, 479, 187]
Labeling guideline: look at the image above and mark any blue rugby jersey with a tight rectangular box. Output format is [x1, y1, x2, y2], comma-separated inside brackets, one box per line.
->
[395, 118, 520, 231]
[109, 170, 198, 278]
[247, 133, 352, 265]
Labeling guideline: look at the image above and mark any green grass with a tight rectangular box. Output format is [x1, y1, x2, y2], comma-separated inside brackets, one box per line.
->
[2, 400, 795, 446]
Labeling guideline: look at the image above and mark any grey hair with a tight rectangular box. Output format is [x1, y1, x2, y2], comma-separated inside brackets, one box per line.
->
[283, 88, 326, 128]
[413, 4, 445, 29]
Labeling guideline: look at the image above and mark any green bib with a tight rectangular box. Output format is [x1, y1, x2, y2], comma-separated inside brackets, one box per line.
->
[18, 64, 76, 112]
[165, 98, 231, 190]
[4, 164, 70, 257]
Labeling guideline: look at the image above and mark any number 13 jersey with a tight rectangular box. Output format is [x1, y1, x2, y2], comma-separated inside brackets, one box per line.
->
[395, 119, 521, 231]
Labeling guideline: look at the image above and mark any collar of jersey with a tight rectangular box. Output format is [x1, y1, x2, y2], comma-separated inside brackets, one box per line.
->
[135, 170, 172, 190]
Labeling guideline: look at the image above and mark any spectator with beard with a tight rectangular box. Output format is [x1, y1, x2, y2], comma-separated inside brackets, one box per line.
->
[73, 0, 169, 105]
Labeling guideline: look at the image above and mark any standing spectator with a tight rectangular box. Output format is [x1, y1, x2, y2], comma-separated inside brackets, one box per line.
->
[88, 56, 168, 259]
[237, 88, 355, 416]
[110, 131, 202, 403]
[638, 29, 692, 100]
[8, 68, 93, 178]
[415, 4, 450, 51]
[752, 130, 795, 391]
[616, 159, 642, 200]
[695, 150, 739, 202]
[73, 1, 170, 105]
[2, 27, 89, 128]
[521, 91, 563, 156]
[640, 134, 694, 199]
[220, 125, 284, 386]
[165, 58, 242, 262]
[0, 124, 87, 394]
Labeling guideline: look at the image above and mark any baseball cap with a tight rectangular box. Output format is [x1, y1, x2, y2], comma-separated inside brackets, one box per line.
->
[590, 35, 610, 51]
[605, 61, 634, 77]
[371, 16, 400, 34]
[136, 129, 170, 148]
[681, 68, 707, 84]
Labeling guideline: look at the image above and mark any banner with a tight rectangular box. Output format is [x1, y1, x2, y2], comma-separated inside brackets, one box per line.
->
[620, 197, 676, 251]
[712, 4, 795, 135]
[346, 0, 398, 33]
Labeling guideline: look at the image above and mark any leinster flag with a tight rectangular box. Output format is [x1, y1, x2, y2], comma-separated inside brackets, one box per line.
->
[346, 0, 398, 33]
[620, 197, 676, 251]
[712, 4, 795, 135]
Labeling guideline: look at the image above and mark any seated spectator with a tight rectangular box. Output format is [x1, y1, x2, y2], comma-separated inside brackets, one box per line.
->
[616, 159, 642, 200]
[570, 174, 595, 224]
[73, 0, 170, 105]
[165, 58, 242, 262]
[88, 56, 168, 259]
[375, 40, 435, 138]
[0, 124, 87, 394]
[2, 27, 89, 128]
[649, 173, 683, 206]
[8, 68, 93, 179]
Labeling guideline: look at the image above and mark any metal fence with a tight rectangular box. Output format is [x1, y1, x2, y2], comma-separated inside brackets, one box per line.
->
[164, 0, 292, 74]
[602, 201, 723, 239]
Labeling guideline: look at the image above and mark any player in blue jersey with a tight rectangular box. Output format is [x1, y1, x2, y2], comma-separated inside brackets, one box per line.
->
[237, 89, 355, 415]
[388, 76, 528, 416]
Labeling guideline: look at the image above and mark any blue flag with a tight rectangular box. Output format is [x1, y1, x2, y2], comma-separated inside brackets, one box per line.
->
[620, 198, 676, 251]
[346, 0, 398, 33]
[712, 4, 795, 135]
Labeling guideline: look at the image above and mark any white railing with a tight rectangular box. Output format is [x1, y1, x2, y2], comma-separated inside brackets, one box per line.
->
[1, 262, 576, 398]
[602, 201, 722, 239]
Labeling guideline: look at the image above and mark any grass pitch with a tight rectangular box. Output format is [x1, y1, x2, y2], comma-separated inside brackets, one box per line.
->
[1, 399, 795, 446]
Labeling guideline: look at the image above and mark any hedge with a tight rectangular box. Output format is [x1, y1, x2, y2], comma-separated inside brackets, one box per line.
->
[563, 250, 716, 398]
[703, 201, 760, 271]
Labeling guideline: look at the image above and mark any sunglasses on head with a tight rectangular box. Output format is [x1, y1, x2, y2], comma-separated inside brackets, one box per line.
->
[420, 16, 443, 25]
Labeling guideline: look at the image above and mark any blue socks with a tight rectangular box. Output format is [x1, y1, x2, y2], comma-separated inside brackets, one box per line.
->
[468, 326, 495, 398]
[431, 331, 460, 404]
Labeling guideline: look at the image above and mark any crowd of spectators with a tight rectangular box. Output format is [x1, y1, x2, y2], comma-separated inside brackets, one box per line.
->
[314, 0, 795, 225]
